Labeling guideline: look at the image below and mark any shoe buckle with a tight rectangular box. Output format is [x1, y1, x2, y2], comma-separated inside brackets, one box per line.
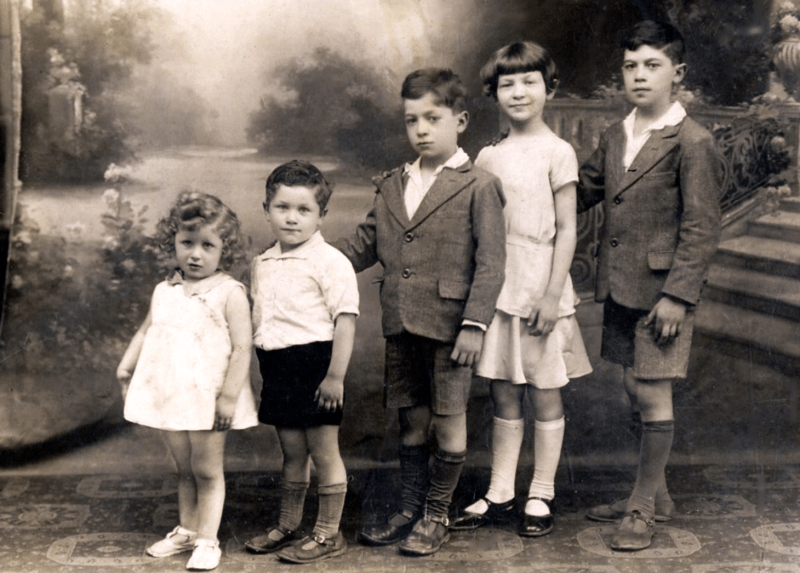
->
[428, 515, 450, 527]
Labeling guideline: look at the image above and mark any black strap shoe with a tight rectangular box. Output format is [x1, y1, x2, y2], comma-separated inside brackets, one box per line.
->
[450, 497, 515, 531]
[519, 497, 554, 537]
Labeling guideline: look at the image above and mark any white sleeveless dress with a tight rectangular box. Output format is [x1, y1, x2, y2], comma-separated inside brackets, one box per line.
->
[124, 272, 258, 431]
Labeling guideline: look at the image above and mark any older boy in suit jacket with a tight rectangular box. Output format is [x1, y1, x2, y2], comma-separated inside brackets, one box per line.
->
[337, 68, 506, 556]
[577, 21, 721, 551]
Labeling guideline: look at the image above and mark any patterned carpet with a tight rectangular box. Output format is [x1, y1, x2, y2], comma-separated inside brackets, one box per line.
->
[4, 463, 800, 573]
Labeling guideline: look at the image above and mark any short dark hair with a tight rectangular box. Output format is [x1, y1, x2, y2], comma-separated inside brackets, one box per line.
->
[156, 191, 246, 271]
[264, 160, 334, 214]
[620, 20, 685, 65]
[480, 41, 559, 98]
[401, 68, 467, 113]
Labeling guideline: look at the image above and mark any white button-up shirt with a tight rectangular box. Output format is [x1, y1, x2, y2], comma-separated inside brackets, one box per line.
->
[251, 231, 359, 351]
[623, 101, 686, 170]
[403, 147, 471, 218]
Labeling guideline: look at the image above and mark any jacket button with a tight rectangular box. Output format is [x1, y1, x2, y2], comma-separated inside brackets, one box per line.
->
[402, 269, 411, 278]
[610, 239, 619, 248]
[404, 233, 413, 243]
[613, 196, 622, 205]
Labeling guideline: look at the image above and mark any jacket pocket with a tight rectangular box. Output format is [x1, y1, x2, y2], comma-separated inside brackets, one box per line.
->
[647, 251, 675, 270]
[439, 279, 471, 300]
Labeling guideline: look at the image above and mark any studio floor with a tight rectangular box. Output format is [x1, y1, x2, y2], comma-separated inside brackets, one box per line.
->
[2, 302, 800, 572]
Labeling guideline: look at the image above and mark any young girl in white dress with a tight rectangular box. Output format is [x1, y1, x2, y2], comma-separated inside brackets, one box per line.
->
[451, 41, 592, 537]
[117, 191, 257, 571]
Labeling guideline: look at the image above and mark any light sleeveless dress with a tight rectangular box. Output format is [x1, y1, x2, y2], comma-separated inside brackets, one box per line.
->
[475, 132, 592, 388]
[124, 272, 258, 431]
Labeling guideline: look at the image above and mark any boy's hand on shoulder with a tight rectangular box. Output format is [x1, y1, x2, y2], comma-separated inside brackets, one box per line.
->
[645, 296, 688, 345]
[451, 325, 485, 368]
[316, 375, 344, 412]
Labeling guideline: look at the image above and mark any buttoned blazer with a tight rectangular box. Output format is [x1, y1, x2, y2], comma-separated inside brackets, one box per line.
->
[577, 117, 722, 310]
[336, 160, 506, 342]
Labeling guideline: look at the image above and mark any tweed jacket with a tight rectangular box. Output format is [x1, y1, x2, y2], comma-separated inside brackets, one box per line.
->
[336, 160, 506, 343]
[577, 116, 722, 311]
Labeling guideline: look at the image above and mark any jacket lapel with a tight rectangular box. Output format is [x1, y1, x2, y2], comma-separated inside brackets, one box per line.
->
[408, 161, 475, 228]
[616, 122, 681, 196]
[380, 171, 412, 228]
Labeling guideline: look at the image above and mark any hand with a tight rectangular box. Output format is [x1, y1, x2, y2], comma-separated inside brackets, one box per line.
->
[450, 326, 484, 368]
[315, 375, 344, 412]
[116, 368, 132, 400]
[214, 394, 236, 431]
[527, 293, 559, 336]
[645, 296, 688, 345]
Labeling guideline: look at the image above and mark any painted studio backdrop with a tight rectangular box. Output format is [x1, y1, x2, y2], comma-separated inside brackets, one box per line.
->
[0, 0, 796, 462]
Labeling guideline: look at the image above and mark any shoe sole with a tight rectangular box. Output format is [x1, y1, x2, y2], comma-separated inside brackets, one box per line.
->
[146, 546, 194, 558]
[357, 531, 407, 546]
[587, 512, 673, 523]
[244, 538, 296, 554]
[277, 542, 347, 563]
[519, 524, 554, 538]
[398, 531, 450, 556]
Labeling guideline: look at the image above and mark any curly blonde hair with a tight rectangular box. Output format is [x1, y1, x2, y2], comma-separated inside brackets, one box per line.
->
[155, 191, 246, 271]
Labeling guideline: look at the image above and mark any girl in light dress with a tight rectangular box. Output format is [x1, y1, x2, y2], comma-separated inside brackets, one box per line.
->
[117, 191, 257, 571]
[451, 41, 592, 537]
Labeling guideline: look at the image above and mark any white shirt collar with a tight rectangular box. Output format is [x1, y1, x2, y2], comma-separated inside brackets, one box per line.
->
[403, 147, 470, 179]
[623, 101, 686, 136]
[262, 230, 324, 260]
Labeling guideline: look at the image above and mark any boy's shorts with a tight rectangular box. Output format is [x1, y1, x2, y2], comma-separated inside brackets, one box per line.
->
[601, 298, 695, 380]
[384, 331, 473, 416]
[256, 341, 343, 428]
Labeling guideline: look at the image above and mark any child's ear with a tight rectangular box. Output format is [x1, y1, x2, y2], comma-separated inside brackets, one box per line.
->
[456, 110, 469, 134]
[672, 63, 687, 84]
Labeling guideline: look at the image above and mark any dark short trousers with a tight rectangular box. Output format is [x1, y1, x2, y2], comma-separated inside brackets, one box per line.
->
[601, 298, 695, 380]
[384, 331, 473, 416]
[256, 341, 342, 428]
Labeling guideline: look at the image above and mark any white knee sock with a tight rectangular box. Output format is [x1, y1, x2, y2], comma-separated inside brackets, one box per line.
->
[526, 417, 565, 516]
[486, 416, 524, 504]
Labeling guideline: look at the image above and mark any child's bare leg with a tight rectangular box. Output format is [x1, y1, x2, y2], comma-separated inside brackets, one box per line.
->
[276, 427, 311, 533]
[188, 430, 228, 542]
[162, 431, 199, 535]
[526, 388, 565, 517]
[307, 425, 347, 538]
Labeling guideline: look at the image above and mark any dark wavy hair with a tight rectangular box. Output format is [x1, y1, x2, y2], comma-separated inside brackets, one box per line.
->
[401, 68, 467, 113]
[480, 41, 559, 99]
[264, 159, 334, 214]
[155, 191, 246, 271]
[620, 20, 685, 65]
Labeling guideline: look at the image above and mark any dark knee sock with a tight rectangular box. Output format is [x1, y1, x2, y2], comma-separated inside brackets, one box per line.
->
[426, 449, 466, 520]
[629, 411, 671, 503]
[314, 483, 347, 539]
[399, 444, 429, 517]
[279, 480, 309, 532]
[627, 420, 674, 517]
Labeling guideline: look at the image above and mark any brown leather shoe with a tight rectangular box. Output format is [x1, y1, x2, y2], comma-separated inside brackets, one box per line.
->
[277, 532, 347, 563]
[587, 498, 675, 523]
[245, 525, 301, 554]
[610, 510, 655, 551]
[358, 510, 418, 546]
[398, 515, 450, 556]
[450, 497, 515, 531]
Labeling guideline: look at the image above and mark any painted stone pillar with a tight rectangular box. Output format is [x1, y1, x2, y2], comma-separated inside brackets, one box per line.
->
[0, 0, 22, 337]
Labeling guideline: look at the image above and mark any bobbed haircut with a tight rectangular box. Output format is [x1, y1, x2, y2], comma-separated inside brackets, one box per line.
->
[156, 190, 246, 271]
[264, 159, 334, 214]
[401, 68, 467, 113]
[620, 20, 686, 65]
[480, 41, 559, 98]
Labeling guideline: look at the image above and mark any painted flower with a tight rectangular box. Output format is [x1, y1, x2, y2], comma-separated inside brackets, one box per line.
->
[780, 14, 800, 35]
